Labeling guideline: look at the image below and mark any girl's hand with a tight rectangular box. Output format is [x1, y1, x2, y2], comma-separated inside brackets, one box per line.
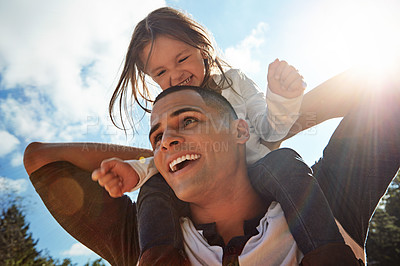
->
[91, 158, 139, 198]
[267, 59, 306, 99]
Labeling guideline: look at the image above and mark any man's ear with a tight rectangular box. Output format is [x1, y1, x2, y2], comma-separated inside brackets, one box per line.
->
[233, 119, 250, 144]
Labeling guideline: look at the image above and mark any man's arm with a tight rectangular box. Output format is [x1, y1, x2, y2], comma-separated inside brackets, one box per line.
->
[29, 160, 141, 265]
[24, 142, 153, 175]
[24, 143, 152, 264]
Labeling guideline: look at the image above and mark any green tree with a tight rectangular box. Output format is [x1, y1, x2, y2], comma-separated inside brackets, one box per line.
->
[84, 258, 106, 266]
[385, 174, 400, 227]
[0, 192, 104, 266]
[0, 203, 42, 265]
[366, 172, 400, 265]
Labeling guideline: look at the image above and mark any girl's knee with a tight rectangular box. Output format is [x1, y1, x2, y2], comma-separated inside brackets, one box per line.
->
[263, 148, 303, 166]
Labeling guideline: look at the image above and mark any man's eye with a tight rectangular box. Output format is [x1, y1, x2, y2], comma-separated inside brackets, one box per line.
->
[153, 134, 162, 145]
[183, 117, 197, 127]
[178, 56, 189, 63]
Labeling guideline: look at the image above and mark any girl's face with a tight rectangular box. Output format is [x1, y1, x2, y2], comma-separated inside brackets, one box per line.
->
[141, 35, 206, 90]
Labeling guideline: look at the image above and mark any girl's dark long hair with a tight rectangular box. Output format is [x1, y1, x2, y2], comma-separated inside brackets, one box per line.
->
[109, 7, 231, 132]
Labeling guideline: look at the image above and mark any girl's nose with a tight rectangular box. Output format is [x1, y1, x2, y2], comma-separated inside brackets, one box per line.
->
[170, 70, 185, 87]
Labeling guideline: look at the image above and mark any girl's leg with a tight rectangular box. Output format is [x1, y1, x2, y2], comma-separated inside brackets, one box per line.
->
[137, 174, 189, 258]
[248, 148, 344, 254]
[312, 85, 400, 248]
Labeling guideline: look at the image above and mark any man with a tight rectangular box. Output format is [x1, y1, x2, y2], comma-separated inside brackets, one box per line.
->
[146, 86, 300, 264]
[25, 82, 399, 265]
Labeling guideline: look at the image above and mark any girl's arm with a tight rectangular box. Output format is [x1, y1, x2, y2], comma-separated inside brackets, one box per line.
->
[226, 68, 303, 142]
[23, 142, 153, 175]
[263, 68, 364, 150]
[92, 157, 159, 197]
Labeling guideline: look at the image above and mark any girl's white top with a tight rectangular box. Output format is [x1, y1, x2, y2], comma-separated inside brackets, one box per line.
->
[127, 68, 303, 190]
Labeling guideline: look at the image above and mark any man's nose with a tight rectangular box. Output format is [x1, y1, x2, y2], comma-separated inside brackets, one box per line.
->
[161, 129, 183, 151]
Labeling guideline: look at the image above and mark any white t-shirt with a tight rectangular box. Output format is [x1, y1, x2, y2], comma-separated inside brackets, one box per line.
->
[181, 202, 304, 266]
[127, 68, 303, 189]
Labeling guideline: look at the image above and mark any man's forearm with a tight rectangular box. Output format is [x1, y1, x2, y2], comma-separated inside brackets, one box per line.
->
[23, 142, 153, 175]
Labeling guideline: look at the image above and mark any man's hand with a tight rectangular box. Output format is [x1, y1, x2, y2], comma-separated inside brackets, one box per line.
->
[91, 158, 139, 198]
[267, 59, 306, 99]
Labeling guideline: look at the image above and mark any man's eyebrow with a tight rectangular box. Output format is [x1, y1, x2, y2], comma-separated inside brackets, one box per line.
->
[148, 107, 203, 140]
[170, 107, 202, 117]
[149, 123, 160, 140]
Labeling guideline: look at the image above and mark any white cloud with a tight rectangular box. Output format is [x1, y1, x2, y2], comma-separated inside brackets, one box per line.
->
[0, 131, 20, 157]
[0, 0, 165, 143]
[224, 22, 269, 75]
[10, 152, 23, 167]
[61, 242, 95, 256]
[0, 177, 28, 194]
[0, 95, 56, 142]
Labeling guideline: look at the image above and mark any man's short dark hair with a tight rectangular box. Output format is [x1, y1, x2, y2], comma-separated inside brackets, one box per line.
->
[154, 86, 238, 120]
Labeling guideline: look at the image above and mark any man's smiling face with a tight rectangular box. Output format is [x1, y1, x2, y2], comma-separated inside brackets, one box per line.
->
[149, 89, 238, 203]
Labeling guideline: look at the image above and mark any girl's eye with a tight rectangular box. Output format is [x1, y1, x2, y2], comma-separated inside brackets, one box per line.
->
[183, 117, 198, 127]
[178, 56, 189, 63]
[156, 70, 166, 77]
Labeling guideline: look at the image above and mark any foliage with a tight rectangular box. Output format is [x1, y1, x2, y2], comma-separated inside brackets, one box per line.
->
[84, 258, 106, 266]
[366, 172, 400, 265]
[0, 193, 105, 266]
[0, 203, 41, 265]
[385, 174, 400, 227]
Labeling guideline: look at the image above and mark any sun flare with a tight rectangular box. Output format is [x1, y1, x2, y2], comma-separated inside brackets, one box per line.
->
[303, 0, 400, 76]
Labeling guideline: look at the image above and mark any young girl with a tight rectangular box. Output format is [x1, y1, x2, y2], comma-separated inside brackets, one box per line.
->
[92, 7, 356, 264]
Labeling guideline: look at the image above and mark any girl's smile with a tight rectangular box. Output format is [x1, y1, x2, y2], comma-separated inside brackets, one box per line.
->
[141, 34, 207, 90]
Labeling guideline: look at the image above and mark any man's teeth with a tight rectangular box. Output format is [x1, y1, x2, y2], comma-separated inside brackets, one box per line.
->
[179, 77, 191, 86]
[169, 154, 200, 172]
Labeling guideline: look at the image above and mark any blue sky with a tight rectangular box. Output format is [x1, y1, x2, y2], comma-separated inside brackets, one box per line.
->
[1, 0, 399, 264]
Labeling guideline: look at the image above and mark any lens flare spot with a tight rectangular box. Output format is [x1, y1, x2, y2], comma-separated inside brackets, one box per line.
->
[48, 177, 84, 216]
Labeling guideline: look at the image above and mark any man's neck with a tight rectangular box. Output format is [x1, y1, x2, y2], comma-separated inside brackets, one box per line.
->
[190, 174, 267, 244]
